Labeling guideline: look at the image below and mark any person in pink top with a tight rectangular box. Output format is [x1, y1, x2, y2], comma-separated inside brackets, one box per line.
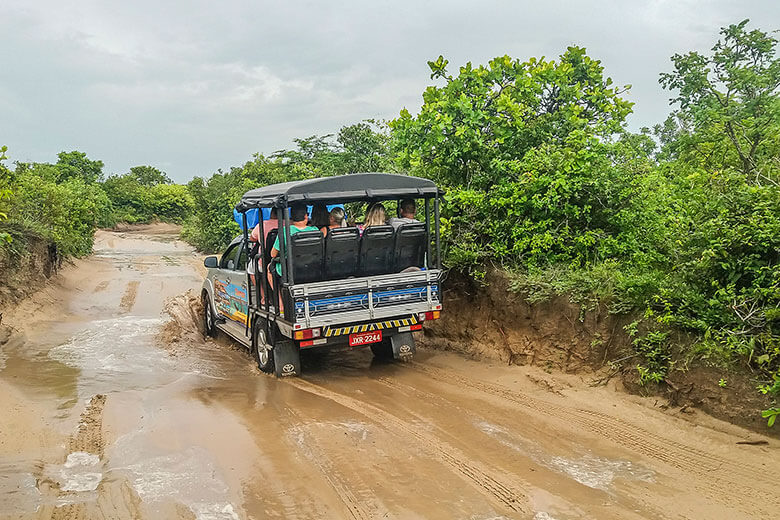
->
[250, 208, 279, 243]
[247, 208, 279, 288]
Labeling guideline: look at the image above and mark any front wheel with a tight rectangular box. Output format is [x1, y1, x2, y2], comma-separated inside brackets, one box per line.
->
[203, 293, 217, 337]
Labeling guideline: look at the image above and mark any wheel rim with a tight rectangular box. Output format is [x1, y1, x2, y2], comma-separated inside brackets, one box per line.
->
[205, 300, 213, 329]
[256, 330, 269, 366]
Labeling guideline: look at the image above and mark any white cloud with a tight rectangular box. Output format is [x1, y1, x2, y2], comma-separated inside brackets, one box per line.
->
[1, 0, 778, 181]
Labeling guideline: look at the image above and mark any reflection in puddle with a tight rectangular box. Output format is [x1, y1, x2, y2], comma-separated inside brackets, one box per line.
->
[476, 421, 654, 491]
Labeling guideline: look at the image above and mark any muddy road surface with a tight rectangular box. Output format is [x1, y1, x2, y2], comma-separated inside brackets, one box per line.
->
[1, 226, 778, 520]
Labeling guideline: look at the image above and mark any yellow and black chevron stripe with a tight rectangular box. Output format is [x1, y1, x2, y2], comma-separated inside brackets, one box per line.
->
[324, 315, 418, 337]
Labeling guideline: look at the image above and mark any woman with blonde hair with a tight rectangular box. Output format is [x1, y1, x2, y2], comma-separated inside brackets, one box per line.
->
[363, 202, 387, 229]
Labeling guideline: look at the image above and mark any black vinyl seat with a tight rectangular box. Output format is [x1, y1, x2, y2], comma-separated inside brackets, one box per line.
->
[289, 230, 324, 283]
[325, 227, 360, 280]
[359, 225, 395, 276]
[264, 228, 279, 268]
[393, 222, 427, 271]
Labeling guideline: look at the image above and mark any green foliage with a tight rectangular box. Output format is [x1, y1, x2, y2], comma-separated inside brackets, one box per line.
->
[0, 145, 11, 244]
[4, 161, 112, 256]
[102, 167, 192, 224]
[55, 151, 105, 184]
[182, 123, 393, 253]
[391, 49, 642, 272]
[658, 20, 780, 178]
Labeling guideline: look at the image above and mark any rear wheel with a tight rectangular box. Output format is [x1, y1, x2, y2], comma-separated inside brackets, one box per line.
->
[203, 293, 217, 337]
[252, 320, 274, 373]
[370, 338, 394, 359]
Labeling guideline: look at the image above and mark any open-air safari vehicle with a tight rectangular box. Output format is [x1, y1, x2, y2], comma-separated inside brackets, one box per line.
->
[200, 173, 444, 377]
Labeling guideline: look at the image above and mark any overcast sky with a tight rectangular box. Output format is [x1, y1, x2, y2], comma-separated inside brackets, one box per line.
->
[1, 1, 778, 182]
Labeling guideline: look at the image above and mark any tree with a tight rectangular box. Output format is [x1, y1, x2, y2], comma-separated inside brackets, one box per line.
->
[336, 121, 392, 173]
[391, 50, 641, 269]
[56, 151, 104, 184]
[659, 19, 780, 180]
[128, 165, 171, 186]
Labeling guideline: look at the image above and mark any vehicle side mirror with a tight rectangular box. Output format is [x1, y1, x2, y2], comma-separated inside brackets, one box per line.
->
[204, 256, 218, 268]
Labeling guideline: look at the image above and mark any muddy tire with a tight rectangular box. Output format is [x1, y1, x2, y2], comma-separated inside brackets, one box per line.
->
[203, 293, 217, 338]
[370, 338, 394, 359]
[252, 320, 274, 374]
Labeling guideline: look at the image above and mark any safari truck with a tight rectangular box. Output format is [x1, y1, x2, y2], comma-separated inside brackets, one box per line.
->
[200, 173, 444, 377]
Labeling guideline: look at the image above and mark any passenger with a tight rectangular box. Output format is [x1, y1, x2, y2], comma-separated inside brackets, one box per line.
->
[267, 203, 319, 298]
[388, 198, 420, 228]
[321, 207, 346, 236]
[361, 202, 388, 232]
[250, 208, 278, 243]
[247, 208, 278, 288]
[309, 203, 329, 230]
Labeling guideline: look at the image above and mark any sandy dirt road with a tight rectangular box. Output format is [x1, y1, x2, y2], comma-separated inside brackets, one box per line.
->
[0, 227, 778, 520]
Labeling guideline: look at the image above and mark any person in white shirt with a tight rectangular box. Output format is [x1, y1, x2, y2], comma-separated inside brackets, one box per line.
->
[388, 198, 420, 228]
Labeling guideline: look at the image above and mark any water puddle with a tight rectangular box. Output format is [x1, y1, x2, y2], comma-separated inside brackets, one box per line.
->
[47, 317, 176, 395]
[0, 464, 41, 514]
[110, 433, 239, 520]
[45, 452, 103, 493]
[476, 421, 654, 491]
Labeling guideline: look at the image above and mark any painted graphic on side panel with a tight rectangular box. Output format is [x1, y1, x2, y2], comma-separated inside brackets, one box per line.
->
[214, 279, 248, 325]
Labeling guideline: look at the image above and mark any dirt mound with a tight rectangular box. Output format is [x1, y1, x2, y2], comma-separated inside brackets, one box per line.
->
[0, 231, 61, 312]
[159, 289, 205, 352]
[421, 270, 631, 372]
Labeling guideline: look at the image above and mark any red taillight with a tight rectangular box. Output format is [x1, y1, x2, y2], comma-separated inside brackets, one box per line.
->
[410, 324, 423, 331]
[294, 328, 321, 340]
[423, 311, 440, 321]
[299, 340, 314, 347]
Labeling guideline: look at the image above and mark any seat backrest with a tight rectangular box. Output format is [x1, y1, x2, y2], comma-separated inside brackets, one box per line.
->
[264, 228, 279, 267]
[325, 227, 360, 280]
[393, 222, 427, 271]
[359, 225, 395, 276]
[289, 230, 324, 283]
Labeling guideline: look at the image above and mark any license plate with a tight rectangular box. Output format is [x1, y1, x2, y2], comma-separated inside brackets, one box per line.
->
[349, 330, 382, 347]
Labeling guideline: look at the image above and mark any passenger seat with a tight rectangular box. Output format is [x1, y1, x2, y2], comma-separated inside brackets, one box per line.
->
[393, 222, 427, 271]
[359, 225, 395, 276]
[289, 230, 324, 283]
[324, 227, 360, 280]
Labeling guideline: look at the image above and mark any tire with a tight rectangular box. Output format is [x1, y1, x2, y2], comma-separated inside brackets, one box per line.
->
[252, 319, 274, 374]
[203, 293, 217, 337]
[370, 338, 394, 359]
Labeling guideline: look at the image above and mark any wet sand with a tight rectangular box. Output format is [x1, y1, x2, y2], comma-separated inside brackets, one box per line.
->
[0, 227, 778, 519]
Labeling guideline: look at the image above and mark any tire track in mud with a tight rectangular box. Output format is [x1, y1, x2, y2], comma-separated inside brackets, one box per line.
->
[370, 376, 675, 520]
[44, 395, 143, 520]
[287, 378, 529, 515]
[285, 409, 379, 520]
[408, 363, 780, 513]
[118, 281, 139, 313]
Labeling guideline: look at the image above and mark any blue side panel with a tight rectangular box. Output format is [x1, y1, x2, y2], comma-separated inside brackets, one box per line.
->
[234, 205, 345, 231]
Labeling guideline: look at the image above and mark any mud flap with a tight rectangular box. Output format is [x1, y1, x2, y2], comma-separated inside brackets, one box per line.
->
[390, 332, 416, 361]
[273, 340, 301, 377]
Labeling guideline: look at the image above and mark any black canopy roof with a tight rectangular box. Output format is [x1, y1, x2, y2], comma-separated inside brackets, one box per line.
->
[235, 173, 442, 211]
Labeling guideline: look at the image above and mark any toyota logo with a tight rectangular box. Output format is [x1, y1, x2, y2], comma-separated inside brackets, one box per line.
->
[399, 344, 412, 353]
[282, 363, 295, 373]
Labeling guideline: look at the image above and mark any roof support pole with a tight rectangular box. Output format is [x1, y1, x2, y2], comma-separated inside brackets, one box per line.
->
[424, 198, 432, 269]
[241, 211, 252, 334]
[434, 195, 442, 270]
